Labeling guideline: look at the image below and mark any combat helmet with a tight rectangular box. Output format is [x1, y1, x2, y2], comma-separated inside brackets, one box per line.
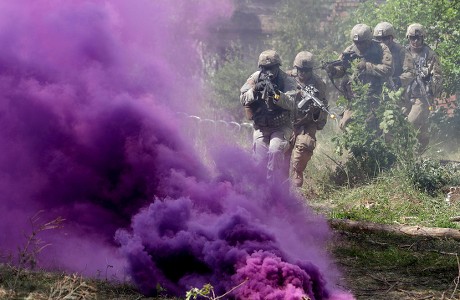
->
[293, 51, 315, 69]
[351, 24, 373, 41]
[258, 50, 282, 67]
[406, 23, 426, 38]
[374, 22, 395, 37]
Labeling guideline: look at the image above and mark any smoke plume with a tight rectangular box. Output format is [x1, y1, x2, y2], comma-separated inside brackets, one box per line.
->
[0, 0, 354, 299]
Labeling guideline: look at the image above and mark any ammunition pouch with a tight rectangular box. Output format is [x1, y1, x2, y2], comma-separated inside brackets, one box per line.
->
[244, 105, 254, 120]
[253, 110, 290, 129]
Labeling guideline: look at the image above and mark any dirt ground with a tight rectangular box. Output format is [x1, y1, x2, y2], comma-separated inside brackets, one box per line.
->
[332, 231, 460, 300]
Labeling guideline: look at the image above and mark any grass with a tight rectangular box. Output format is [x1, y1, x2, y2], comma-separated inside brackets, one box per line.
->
[306, 167, 460, 229]
[0, 264, 176, 299]
[332, 230, 460, 299]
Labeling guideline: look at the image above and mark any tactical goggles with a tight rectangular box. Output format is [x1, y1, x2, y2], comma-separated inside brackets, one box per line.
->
[375, 35, 391, 42]
[408, 35, 422, 41]
[260, 65, 279, 72]
[353, 40, 368, 45]
[296, 67, 312, 73]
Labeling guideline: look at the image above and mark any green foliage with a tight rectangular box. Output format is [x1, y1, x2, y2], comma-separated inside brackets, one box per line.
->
[406, 158, 460, 196]
[208, 50, 255, 122]
[186, 284, 214, 300]
[185, 280, 248, 300]
[272, 0, 342, 66]
[318, 168, 460, 228]
[331, 82, 418, 186]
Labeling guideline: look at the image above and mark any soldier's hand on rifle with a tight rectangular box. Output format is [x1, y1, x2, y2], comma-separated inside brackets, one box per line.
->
[325, 64, 336, 75]
[357, 60, 366, 71]
[254, 80, 267, 92]
[420, 67, 431, 80]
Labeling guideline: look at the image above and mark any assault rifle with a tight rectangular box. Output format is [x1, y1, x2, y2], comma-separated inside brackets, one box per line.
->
[411, 58, 435, 111]
[297, 85, 335, 119]
[244, 73, 278, 120]
[258, 73, 277, 102]
[322, 51, 362, 70]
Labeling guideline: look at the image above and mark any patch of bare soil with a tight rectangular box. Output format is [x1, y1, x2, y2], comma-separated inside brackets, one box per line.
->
[332, 231, 460, 300]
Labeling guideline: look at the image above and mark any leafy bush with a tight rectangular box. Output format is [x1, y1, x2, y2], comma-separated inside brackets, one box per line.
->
[207, 50, 255, 122]
[331, 82, 417, 186]
[406, 158, 460, 196]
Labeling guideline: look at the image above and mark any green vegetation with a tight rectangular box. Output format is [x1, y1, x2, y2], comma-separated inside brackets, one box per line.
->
[333, 231, 460, 299]
[314, 168, 460, 228]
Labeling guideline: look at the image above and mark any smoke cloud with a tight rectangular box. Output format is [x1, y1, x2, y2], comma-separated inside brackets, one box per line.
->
[0, 0, 354, 299]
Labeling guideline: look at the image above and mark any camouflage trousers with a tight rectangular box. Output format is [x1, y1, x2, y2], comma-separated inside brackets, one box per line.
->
[290, 125, 317, 186]
[407, 98, 430, 153]
[253, 126, 292, 183]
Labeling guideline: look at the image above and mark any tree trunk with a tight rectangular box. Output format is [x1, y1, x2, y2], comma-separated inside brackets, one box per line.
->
[329, 219, 460, 241]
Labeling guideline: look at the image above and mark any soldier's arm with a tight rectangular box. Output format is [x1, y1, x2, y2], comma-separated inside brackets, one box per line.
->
[273, 75, 297, 111]
[362, 43, 393, 78]
[240, 71, 259, 106]
[399, 48, 416, 88]
[326, 46, 355, 78]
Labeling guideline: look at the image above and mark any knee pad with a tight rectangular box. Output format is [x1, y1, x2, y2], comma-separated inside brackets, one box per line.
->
[295, 134, 316, 153]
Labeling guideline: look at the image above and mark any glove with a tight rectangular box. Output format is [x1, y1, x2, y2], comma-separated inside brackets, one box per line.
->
[254, 80, 267, 92]
[325, 64, 336, 75]
[421, 67, 431, 80]
[357, 60, 366, 71]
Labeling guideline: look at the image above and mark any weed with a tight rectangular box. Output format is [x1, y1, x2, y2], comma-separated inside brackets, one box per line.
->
[11, 211, 65, 291]
[47, 274, 97, 299]
[185, 280, 247, 300]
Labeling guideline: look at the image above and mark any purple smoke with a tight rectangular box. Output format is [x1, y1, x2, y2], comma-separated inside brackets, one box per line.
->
[0, 1, 354, 299]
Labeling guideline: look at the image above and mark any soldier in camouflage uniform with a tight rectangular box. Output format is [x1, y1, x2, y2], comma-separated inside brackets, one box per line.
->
[405, 23, 442, 153]
[326, 24, 393, 130]
[374, 21, 415, 113]
[240, 50, 297, 183]
[288, 51, 328, 187]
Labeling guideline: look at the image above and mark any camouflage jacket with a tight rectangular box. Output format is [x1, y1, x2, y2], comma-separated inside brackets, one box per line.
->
[332, 40, 393, 95]
[240, 70, 297, 129]
[387, 41, 415, 89]
[406, 44, 442, 99]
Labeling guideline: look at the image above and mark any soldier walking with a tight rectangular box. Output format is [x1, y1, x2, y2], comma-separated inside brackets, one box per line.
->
[405, 23, 443, 153]
[289, 51, 329, 187]
[326, 23, 393, 131]
[240, 50, 297, 183]
[373, 21, 415, 113]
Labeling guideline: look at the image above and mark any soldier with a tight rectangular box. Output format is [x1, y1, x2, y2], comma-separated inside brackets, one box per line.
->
[289, 51, 328, 187]
[326, 23, 393, 130]
[373, 21, 415, 114]
[240, 50, 297, 183]
[405, 23, 442, 153]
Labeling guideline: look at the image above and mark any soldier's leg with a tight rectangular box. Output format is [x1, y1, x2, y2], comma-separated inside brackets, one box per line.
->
[407, 99, 430, 152]
[252, 129, 270, 167]
[291, 127, 316, 187]
[267, 127, 292, 183]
